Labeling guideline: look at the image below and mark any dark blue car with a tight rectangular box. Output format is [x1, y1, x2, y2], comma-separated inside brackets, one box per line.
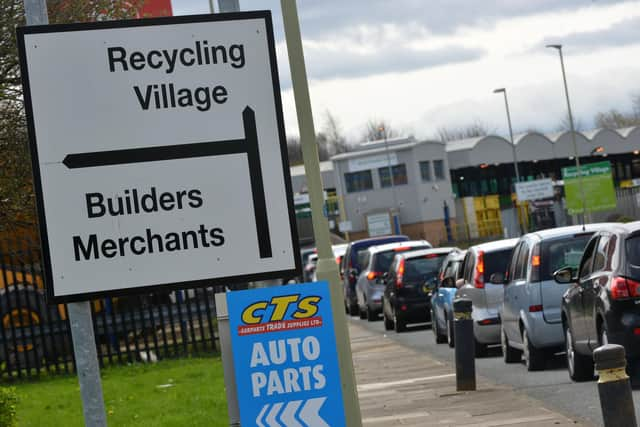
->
[431, 249, 465, 347]
[341, 235, 409, 315]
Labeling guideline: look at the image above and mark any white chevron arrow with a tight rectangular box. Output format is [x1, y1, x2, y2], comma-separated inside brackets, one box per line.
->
[299, 397, 329, 427]
[279, 400, 303, 427]
[256, 404, 269, 427]
[266, 402, 284, 427]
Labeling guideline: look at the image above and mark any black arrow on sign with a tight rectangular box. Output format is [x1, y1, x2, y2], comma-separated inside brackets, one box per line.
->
[63, 106, 273, 259]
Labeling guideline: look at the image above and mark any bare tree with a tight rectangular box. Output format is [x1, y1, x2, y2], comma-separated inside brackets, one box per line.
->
[322, 110, 348, 154]
[594, 109, 640, 129]
[0, 0, 143, 231]
[437, 121, 490, 142]
[286, 137, 303, 166]
[556, 112, 586, 132]
[362, 118, 397, 141]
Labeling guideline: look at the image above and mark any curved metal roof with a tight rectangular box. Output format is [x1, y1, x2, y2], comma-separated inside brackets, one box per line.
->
[445, 126, 640, 170]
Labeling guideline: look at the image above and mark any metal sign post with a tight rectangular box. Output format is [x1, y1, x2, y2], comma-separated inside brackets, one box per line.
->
[21, 1, 107, 426]
[280, 1, 363, 425]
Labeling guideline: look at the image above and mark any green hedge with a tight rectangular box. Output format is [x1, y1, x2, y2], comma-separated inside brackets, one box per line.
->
[0, 387, 18, 427]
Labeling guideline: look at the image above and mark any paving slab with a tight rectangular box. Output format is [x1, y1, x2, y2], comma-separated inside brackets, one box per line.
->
[351, 322, 589, 427]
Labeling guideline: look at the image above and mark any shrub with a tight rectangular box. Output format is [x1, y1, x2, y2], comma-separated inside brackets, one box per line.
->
[0, 387, 18, 427]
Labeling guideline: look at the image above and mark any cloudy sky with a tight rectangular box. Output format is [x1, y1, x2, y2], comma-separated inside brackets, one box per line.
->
[173, 0, 640, 142]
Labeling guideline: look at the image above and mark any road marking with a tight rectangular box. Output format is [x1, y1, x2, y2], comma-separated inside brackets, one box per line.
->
[357, 373, 455, 391]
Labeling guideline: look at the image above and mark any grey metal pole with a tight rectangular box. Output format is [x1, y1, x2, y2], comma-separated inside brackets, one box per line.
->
[382, 132, 401, 234]
[22, 2, 107, 427]
[280, 1, 363, 425]
[547, 44, 589, 223]
[68, 303, 108, 427]
[215, 293, 241, 427]
[217, 0, 240, 12]
[494, 88, 521, 183]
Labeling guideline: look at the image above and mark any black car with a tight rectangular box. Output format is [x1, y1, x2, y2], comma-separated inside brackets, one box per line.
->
[382, 247, 455, 332]
[555, 222, 640, 381]
[340, 235, 409, 315]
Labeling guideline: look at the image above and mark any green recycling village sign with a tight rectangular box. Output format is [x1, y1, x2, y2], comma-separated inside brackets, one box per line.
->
[561, 161, 616, 215]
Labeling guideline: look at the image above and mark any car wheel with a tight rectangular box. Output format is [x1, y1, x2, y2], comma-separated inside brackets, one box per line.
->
[446, 315, 455, 348]
[383, 310, 394, 331]
[366, 305, 377, 322]
[349, 302, 359, 317]
[523, 328, 544, 371]
[501, 326, 522, 363]
[433, 310, 447, 344]
[565, 324, 594, 382]
[393, 310, 406, 333]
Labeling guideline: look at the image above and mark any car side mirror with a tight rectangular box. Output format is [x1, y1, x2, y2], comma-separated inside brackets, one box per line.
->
[455, 278, 464, 288]
[442, 277, 455, 288]
[489, 272, 505, 285]
[553, 267, 575, 284]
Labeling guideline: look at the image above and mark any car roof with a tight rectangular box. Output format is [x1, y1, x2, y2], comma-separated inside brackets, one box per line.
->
[349, 235, 409, 248]
[526, 223, 619, 241]
[367, 240, 431, 254]
[398, 247, 457, 260]
[445, 249, 466, 261]
[601, 221, 640, 235]
[470, 238, 519, 252]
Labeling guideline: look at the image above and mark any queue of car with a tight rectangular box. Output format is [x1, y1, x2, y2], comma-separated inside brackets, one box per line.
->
[314, 219, 640, 384]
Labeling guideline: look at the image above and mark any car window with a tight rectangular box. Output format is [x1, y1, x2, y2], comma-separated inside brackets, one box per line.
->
[592, 234, 610, 273]
[404, 255, 447, 282]
[507, 242, 522, 282]
[541, 234, 593, 280]
[485, 249, 513, 282]
[374, 246, 430, 273]
[625, 234, 640, 281]
[514, 244, 529, 281]
[462, 252, 473, 283]
[579, 237, 599, 280]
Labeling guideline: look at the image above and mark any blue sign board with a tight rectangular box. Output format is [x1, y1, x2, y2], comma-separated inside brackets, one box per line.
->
[227, 281, 345, 427]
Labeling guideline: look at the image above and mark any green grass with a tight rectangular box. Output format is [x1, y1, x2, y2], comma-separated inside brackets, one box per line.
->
[14, 356, 229, 427]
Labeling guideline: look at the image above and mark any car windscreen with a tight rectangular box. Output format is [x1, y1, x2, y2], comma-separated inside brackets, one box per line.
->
[625, 235, 640, 281]
[483, 249, 512, 282]
[541, 234, 592, 281]
[404, 254, 447, 282]
[374, 246, 430, 272]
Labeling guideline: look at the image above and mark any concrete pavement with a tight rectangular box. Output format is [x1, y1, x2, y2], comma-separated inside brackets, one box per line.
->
[351, 322, 588, 426]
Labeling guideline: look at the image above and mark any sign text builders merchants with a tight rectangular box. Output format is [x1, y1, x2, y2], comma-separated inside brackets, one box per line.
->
[17, 12, 299, 302]
[228, 281, 345, 427]
[561, 161, 616, 215]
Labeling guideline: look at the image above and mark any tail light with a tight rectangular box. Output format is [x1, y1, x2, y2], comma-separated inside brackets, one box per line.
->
[610, 276, 640, 299]
[529, 305, 543, 312]
[474, 251, 485, 289]
[530, 244, 541, 282]
[335, 256, 342, 265]
[367, 271, 382, 281]
[394, 246, 411, 252]
[396, 258, 405, 289]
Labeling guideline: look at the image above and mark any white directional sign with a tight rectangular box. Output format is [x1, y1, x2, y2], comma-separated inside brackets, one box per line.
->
[17, 13, 300, 302]
[515, 178, 554, 202]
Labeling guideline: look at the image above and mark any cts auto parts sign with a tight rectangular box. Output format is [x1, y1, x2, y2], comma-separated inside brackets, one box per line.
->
[227, 281, 345, 427]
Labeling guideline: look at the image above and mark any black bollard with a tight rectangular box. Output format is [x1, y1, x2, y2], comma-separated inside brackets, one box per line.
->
[453, 298, 476, 391]
[594, 344, 637, 427]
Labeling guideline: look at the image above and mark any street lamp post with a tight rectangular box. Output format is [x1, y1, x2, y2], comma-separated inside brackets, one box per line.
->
[547, 44, 589, 223]
[380, 127, 401, 234]
[493, 88, 521, 183]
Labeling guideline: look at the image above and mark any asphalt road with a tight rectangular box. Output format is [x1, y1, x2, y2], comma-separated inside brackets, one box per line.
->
[348, 316, 640, 427]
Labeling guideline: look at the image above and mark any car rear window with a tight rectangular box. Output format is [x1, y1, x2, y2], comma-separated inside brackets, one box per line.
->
[541, 234, 592, 281]
[484, 249, 512, 282]
[404, 254, 447, 281]
[626, 235, 640, 280]
[374, 246, 430, 272]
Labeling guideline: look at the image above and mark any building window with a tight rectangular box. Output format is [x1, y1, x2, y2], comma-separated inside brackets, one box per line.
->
[345, 170, 373, 193]
[378, 164, 408, 187]
[434, 159, 445, 180]
[419, 161, 432, 182]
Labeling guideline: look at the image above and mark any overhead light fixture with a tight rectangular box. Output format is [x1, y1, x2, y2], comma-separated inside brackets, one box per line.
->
[459, 176, 465, 181]
[480, 163, 489, 169]
[590, 146, 605, 155]
[634, 150, 639, 155]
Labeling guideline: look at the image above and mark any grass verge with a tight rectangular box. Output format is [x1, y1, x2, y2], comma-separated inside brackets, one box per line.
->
[14, 355, 228, 427]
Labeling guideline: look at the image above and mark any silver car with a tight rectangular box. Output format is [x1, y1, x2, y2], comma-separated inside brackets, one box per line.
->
[355, 240, 431, 320]
[499, 223, 616, 370]
[455, 238, 519, 356]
